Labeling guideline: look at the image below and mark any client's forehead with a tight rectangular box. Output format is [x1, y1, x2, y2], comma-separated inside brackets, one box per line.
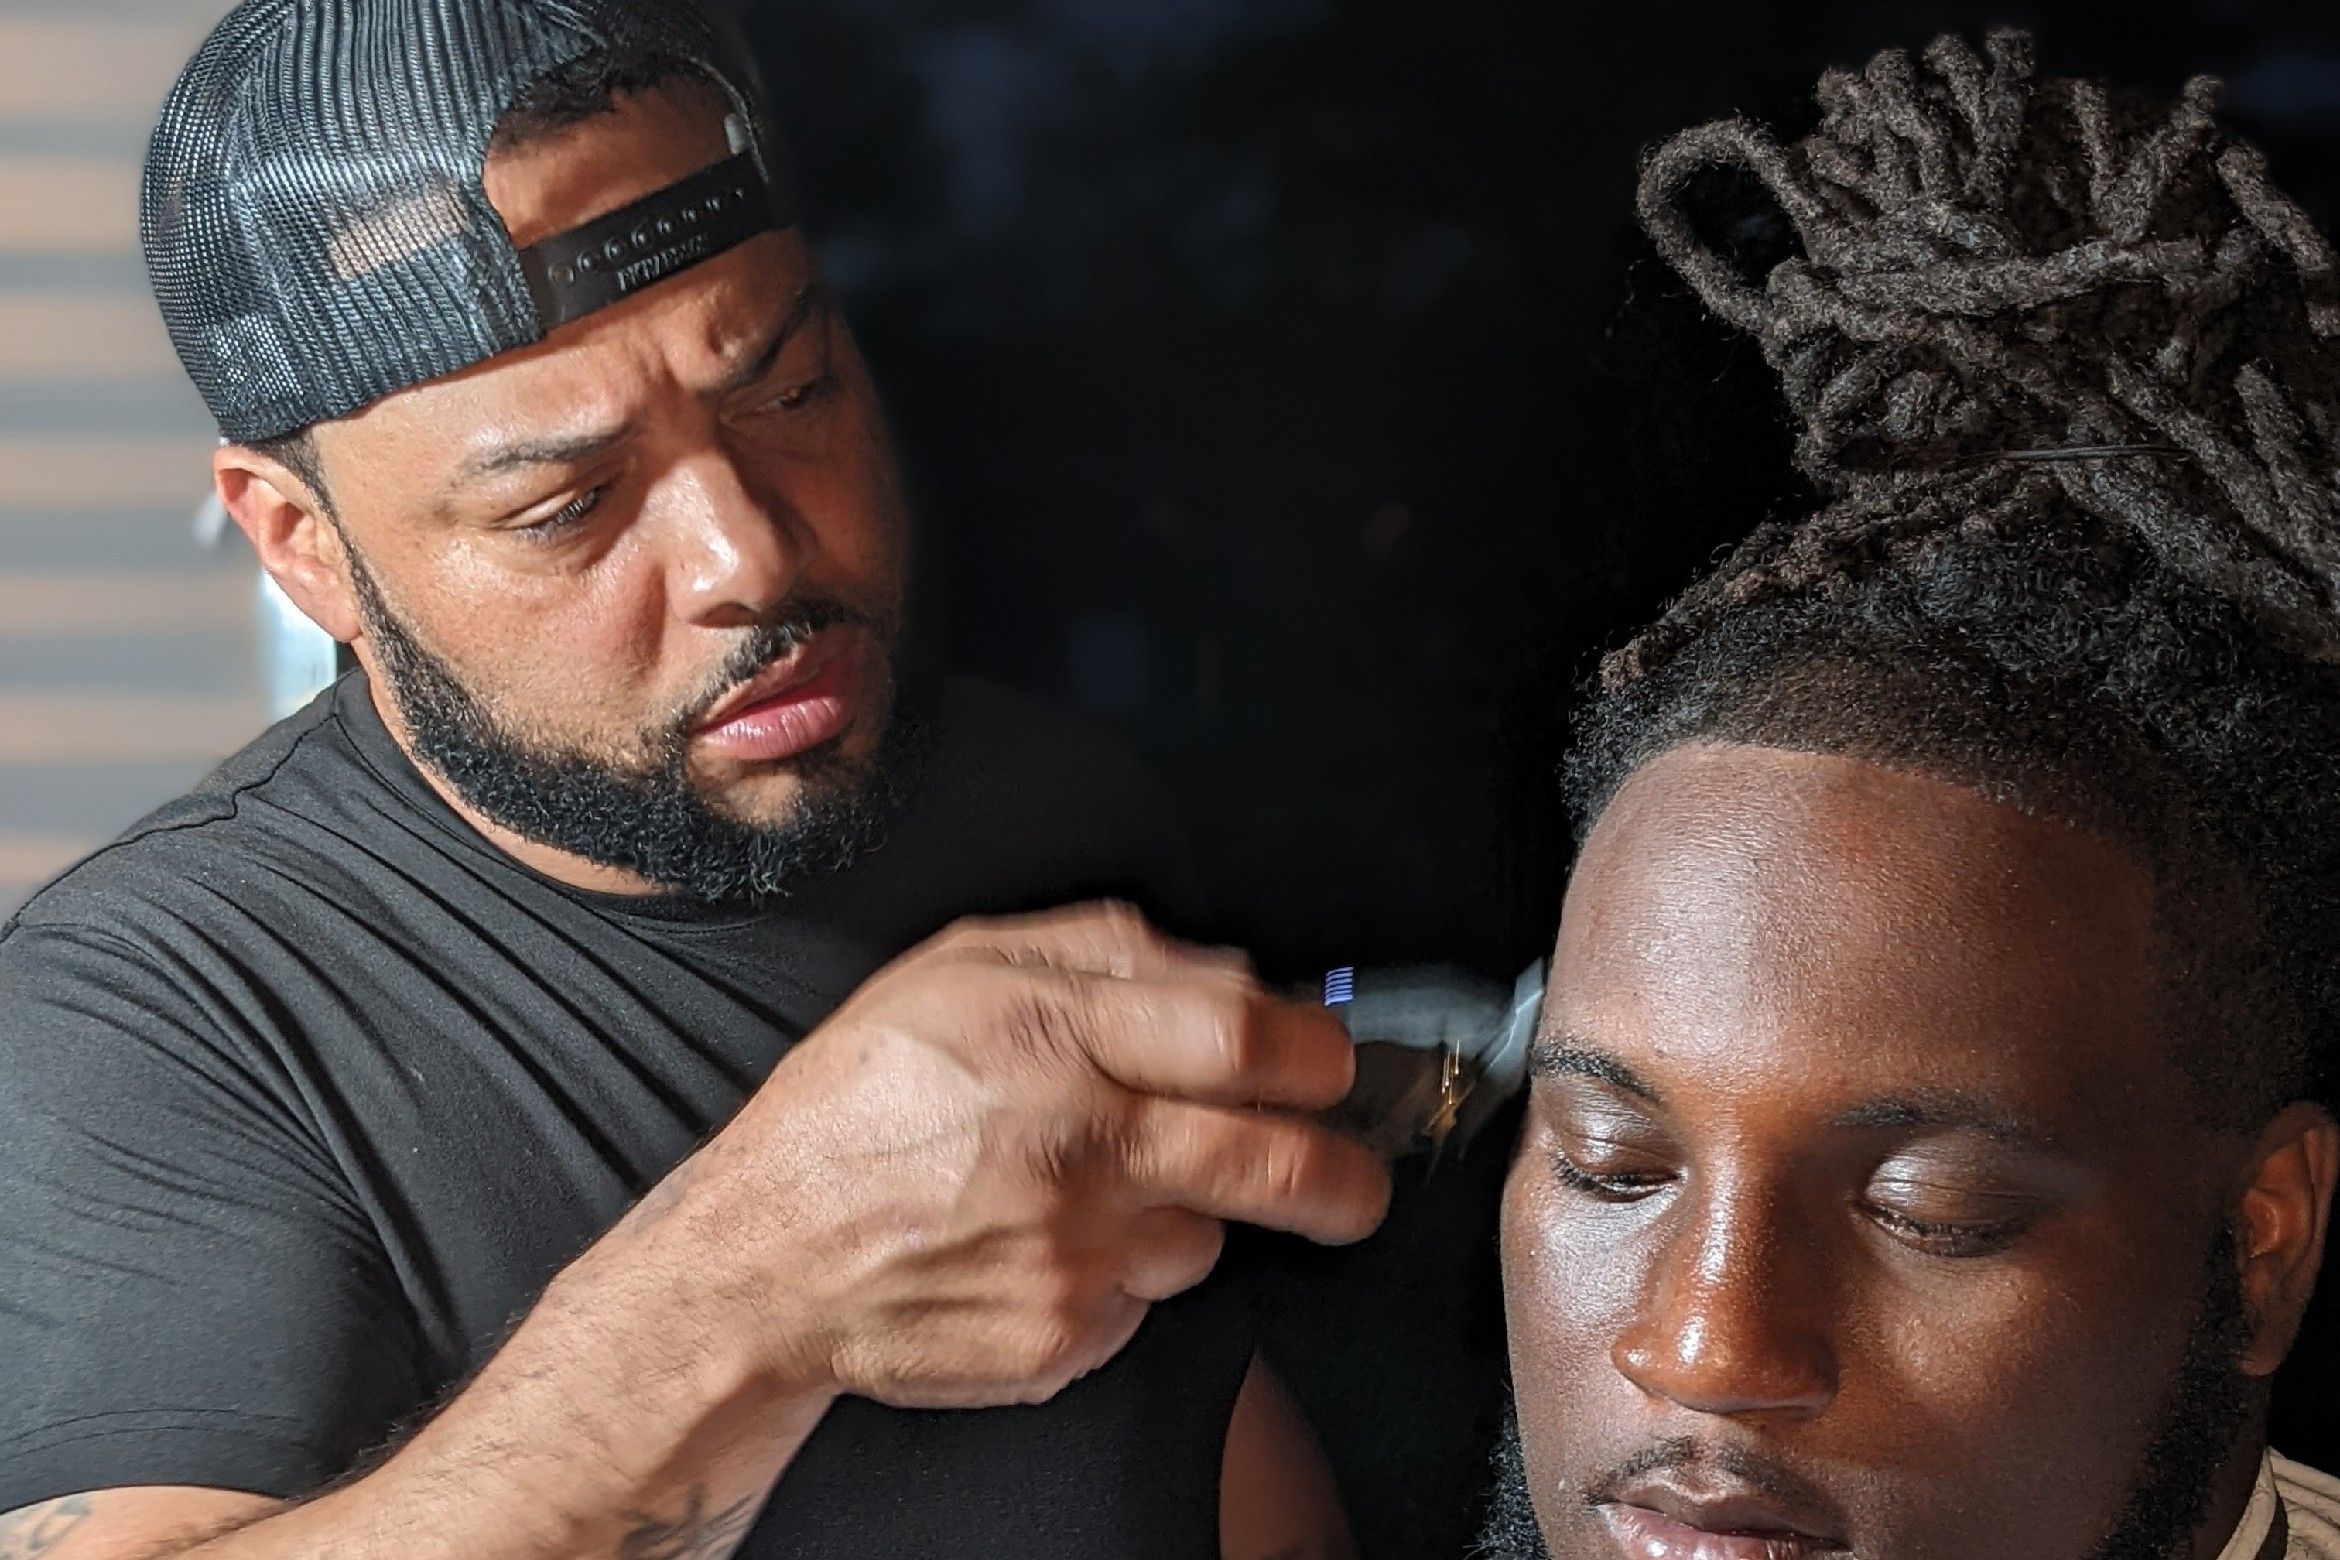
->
[1551, 742, 2174, 1138]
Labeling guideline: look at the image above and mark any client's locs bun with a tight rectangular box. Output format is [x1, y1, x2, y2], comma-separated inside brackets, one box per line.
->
[1622, 27, 2340, 685]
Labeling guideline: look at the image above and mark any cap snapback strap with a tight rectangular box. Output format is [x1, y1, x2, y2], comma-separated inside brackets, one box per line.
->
[516, 150, 791, 332]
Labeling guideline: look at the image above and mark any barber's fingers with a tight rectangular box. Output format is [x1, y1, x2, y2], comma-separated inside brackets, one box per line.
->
[1116, 1207, 1229, 1303]
[941, 901, 1251, 982]
[1118, 1099, 1392, 1247]
[1070, 973, 1357, 1112]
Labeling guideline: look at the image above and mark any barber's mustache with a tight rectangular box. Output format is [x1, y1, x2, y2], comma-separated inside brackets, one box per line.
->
[675, 597, 888, 730]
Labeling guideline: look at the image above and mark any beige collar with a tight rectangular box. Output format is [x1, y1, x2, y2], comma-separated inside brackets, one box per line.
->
[2218, 1453, 2287, 1560]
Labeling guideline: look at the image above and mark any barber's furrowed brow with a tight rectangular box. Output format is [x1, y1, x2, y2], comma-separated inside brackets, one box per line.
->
[455, 423, 636, 484]
[1529, 1040, 1662, 1105]
[448, 287, 826, 490]
[716, 283, 823, 398]
[1831, 1093, 2054, 1148]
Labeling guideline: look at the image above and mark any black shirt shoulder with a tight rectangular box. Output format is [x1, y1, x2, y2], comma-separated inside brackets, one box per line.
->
[5, 693, 343, 942]
[0, 674, 1247, 1557]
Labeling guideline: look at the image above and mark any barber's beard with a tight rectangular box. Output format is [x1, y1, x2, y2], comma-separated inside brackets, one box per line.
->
[1475, 1227, 2259, 1560]
[347, 548, 930, 904]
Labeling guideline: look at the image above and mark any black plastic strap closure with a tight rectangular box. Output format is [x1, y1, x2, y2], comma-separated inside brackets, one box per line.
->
[517, 151, 791, 331]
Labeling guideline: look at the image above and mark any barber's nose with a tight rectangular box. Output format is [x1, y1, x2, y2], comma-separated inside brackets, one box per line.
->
[1612, 1190, 1838, 1422]
[666, 452, 810, 627]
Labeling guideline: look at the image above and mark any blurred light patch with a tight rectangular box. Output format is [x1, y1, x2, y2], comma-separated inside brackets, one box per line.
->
[0, 293, 179, 382]
[0, 571, 247, 637]
[0, 4, 269, 915]
[0, 833, 96, 891]
[0, 157, 142, 255]
[0, 22, 214, 125]
[0, 691, 260, 766]
[2230, 51, 2340, 129]
[0, 436, 221, 508]
[1066, 612, 1152, 710]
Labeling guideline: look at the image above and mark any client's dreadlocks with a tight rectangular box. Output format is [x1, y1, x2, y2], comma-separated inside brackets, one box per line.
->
[1569, 29, 2340, 1127]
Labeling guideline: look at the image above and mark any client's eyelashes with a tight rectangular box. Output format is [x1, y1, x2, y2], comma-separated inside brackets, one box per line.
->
[1863, 1203, 2030, 1259]
[1547, 1146, 1673, 1202]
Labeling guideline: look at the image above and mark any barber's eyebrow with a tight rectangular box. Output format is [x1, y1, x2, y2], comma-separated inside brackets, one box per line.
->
[1830, 1092, 2055, 1149]
[454, 423, 638, 484]
[715, 282, 824, 399]
[1529, 1040, 1663, 1105]
[448, 284, 826, 488]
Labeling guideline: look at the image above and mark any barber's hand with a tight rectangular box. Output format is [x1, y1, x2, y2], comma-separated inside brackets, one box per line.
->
[628, 903, 1392, 1411]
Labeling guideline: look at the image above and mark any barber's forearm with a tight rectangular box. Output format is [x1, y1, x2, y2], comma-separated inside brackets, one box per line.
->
[166, 1232, 834, 1560]
[51, 907, 1394, 1560]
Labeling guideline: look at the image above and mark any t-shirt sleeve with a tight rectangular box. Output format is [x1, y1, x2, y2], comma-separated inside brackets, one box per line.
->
[0, 921, 425, 1514]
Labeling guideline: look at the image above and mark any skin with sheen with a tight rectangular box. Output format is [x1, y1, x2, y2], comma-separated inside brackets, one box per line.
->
[0, 67, 1383, 1560]
[1499, 744, 2337, 1560]
[231, 76, 915, 895]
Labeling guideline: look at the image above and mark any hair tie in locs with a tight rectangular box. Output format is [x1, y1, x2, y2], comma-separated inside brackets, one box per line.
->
[1952, 444, 2186, 469]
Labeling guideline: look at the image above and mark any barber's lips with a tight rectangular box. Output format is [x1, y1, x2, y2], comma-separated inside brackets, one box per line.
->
[694, 632, 867, 764]
[1599, 1482, 1850, 1560]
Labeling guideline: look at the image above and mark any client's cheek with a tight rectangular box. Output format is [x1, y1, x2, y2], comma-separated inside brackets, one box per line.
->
[1499, 1156, 1625, 1518]
[1813, 1261, 2201, 1557]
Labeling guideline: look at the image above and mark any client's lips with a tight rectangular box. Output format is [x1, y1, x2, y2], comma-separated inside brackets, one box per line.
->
[694, 631, 867, 764]
[1599, 1479, 1849, 1560]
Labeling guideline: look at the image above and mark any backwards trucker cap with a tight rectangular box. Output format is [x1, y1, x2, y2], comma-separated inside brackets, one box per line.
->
[142, 0, 792, 445]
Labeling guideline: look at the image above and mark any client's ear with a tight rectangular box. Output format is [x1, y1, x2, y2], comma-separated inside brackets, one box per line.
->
[2236, 1102, 2340, 1377]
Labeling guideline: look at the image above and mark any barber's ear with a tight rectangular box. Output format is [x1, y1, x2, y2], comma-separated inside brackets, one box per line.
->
[214, 443, 362, 645]
[2235, 1102, 2340, 1378]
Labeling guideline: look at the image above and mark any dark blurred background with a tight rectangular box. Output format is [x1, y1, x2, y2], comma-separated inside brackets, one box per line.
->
[726, 2, 2340, 1553]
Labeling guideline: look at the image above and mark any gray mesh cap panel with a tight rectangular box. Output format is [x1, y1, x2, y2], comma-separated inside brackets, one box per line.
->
[141, 0, 775, 443]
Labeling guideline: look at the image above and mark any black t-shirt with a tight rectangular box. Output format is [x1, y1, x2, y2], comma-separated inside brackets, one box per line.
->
[0, 673, 1252, 1556]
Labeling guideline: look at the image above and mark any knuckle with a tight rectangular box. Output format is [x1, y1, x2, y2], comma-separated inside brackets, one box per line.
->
[1013, 1298, 1092, 1383]
[1048, 1266, 1102, 1324]
[1086, 1093, 1144, 1178]
[1172, 1217, 1228, 1280]
[1026, 1113, 1089, 1188]
[1262, 1126, 1324, 1205]
[1088, 899, 1155, 942]
[1194, 1216, 1230, 1264]
[1010, 1327, 1065, 1382]
[994, 972, 1086, 1067]
[1200, 987, 1263, 1085]
[1088, 900, 1167, 973]
[934, 914, 1004, 953]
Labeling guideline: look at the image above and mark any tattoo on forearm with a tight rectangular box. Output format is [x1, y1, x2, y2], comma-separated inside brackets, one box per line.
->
[0, 1495, 93, 1560]
[619, 1149, 706, 1237]
[618, 1487, 759, 1560]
